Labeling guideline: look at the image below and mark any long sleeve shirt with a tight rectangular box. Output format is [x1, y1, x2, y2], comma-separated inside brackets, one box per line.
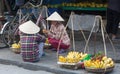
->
[20, 33, 45, 62]
[48, 23, 70, 45]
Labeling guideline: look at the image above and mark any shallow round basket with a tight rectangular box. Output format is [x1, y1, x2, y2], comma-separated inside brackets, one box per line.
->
[44, 43, 51, 49]
[85, 66, 115, 73]
[11, 48, 21, 54]
[57, 62, 84, 69]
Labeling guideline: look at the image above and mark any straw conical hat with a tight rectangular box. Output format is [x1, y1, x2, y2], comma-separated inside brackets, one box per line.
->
[19, 20, 40, 34]
[46, 11, 64, 21]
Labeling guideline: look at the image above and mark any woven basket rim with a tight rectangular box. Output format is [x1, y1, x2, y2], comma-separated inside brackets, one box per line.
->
[10, 47, 21, 53]
[85, 66, 115, 73]
[57, 62, 83, 69]
[85, 65, 115, 69]
[57, 61, 83, 65]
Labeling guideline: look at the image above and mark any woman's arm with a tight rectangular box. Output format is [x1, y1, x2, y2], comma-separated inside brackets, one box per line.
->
[36, 34, 46, 42]
[48, 24, 64, 39]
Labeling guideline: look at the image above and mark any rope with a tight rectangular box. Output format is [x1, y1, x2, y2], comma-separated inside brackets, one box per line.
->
[84, 15, 116, 58]
[56, 13, 117, 61]
[99, 16, 116, 59]
[70, 12, 88, 51]
[76, 14, 88, 52]
[84, 16, 97, 53]
[98, 16, 107, 56]
[56, 15, 70, 59]
[71, 12, 76, 51]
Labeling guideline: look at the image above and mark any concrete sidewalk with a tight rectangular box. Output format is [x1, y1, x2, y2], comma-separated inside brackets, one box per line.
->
[0, 39, 120, 74]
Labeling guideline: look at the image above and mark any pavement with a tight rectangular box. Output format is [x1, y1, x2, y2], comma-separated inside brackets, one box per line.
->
[0, 63, 54, 74]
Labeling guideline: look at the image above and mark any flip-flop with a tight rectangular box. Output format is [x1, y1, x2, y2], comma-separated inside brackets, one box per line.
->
[42, 53, 45, 56]
[58, 49, 66, 54]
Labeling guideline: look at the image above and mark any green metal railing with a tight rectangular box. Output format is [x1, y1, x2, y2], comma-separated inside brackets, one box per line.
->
[62, 7, 106, 11]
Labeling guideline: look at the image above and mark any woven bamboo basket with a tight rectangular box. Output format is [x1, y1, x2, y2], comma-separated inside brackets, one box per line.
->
[11, 47, 21, 54]
[85, 66, 115, 73]
[57, 62, 84, 69]
[44, 43, 51, 49]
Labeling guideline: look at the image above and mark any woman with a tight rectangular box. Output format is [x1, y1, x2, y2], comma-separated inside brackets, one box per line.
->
[43, 11, 70, 53]
[19, 20, 46, 62]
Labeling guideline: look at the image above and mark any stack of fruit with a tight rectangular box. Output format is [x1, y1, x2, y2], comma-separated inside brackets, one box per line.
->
[11, 43, 21, 54]
[47, 2, 107, 8]
[58, 51, 88, 64]
[61, 2, 107, 8]
[84, 52, 115, 73]
[84, 56, 114, 69]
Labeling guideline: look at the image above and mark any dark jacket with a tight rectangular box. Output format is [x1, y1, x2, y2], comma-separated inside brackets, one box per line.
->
[108, 0, 120, 12]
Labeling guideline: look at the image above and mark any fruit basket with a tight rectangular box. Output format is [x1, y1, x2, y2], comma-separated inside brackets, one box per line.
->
[85, 66, 114, 73]
[44, 43, 51, 49]
[11, 47, 21, 54]
[57, 51, 90, 69]
[11, 43, 21, 54]
[44, 38, 51, 49]
[84, 53, 115, 73]
[57, 61, 83, 69]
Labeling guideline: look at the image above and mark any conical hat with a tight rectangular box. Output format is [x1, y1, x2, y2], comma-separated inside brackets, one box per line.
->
[46, 11, 64, 21]
[19, 20, 40, 34]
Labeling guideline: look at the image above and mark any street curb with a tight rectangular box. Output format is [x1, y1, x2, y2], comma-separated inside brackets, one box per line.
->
[0, 59, 77, 74]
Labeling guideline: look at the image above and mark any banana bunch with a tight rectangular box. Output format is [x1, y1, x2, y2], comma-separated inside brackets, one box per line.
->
[66, 51, 81, 63]
[59, 56, 67, 63]
[58, 51, 88, 63]
[12, 43, 21, 49]
[61, 2, 107, 8]
[84, 56, 115, 69]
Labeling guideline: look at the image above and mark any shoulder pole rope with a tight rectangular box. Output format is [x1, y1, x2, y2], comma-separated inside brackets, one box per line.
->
[98, 15, 107, 56]
[56, 12, 74, 59]
[84, 16, 97, 54]
[99, 16, 116, 59]
[76, 14, 89, 52]
[71, 12, 76, 51]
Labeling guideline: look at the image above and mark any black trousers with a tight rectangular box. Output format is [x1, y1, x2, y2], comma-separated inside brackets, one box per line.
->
[106, 8, 120, 35]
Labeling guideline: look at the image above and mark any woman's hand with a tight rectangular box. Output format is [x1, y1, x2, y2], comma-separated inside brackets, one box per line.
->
[42, 29, 49, 34]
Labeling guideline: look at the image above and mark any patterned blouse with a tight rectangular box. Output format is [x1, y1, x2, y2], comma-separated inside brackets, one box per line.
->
[20, 33, 45, 62]
[48, 23, 70, 45]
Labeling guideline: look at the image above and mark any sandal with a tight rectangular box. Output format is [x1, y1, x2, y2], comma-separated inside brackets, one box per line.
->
[58, 49, 66, 54]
